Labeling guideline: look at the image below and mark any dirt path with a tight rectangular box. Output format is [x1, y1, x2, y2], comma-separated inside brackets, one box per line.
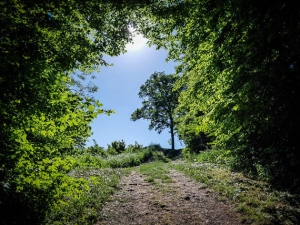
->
[96, 169, 244, 225]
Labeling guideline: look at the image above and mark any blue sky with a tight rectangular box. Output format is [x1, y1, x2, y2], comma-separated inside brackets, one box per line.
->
[87, 34, 183, 149]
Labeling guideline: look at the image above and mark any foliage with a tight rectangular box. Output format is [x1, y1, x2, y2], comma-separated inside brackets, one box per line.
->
[196, 148, 233, 167]
[147, 142, 163, 151]
[125, 141, 144, 153]
[84, 140, 108, 157]
[105, 150, 152, 168]
[45, 168, 126, 225]
[72, 154, 107, 168]
[72, 148, 153, 169]
[107, 140, 126, 155]
[175, 104, 212, 153]
[131, 72, 182, 150]
[181, 148, 193, 160]
[0, 1, 147, 223]
[138, 0, 300, 190]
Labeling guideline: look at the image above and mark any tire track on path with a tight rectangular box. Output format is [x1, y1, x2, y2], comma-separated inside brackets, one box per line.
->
[96, 169, 244, 225]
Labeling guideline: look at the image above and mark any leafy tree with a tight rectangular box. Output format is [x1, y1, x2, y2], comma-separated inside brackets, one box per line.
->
[131, 72, 181, 150]
[137, 0, 300, 189]
[175, 104, 212, 154]
[0, 1, 149, 223]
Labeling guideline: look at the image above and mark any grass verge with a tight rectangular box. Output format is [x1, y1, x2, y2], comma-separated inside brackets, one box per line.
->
[44, 168, 128, 225]
[170, 160, 300, 225]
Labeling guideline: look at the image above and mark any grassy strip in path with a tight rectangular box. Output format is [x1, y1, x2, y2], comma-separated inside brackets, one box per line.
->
[136, 161, 175, 195]
[170, 160, 300, 225]
[137, 161, 173, 186]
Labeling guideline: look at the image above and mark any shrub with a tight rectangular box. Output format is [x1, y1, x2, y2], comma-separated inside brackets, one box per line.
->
[197, 148, 233, 166]
[45, 168, 124, 225]
[152, 151, 170, 162]
[85, 145, 108, 157]
[125, 141, 143, 153]
[182, 147, 191, 159]
[107, 140, 126, 155]
[147, 143, 163, 151]
[72, 154, 107, 168]
[182, 147, 197, 160]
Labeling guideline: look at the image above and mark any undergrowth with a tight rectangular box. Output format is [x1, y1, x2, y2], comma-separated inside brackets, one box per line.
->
[45, 168, 127, 225]
[72, 148, 153, 169]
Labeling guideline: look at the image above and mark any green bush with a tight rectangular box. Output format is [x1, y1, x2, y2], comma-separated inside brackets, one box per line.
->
[45, 168, 124, 225]
[182, 147, 191, 159]
[125, 141, 143, 153]
[147, 143, 163, 151]
[196, 148, 232, 166]
[182, 147, 197, 160]
[107, 146, 118, 155]
[85, 143, 108, 157]
[107, 140, 126, 154]
[182, 132, 211, 154]
[72, 154, 107, 168]
[152, 151, 170, 162]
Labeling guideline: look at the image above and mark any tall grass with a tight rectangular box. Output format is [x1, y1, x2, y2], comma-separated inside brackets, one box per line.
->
[105, 149, 152, 168]
[72, 148, 153, 169]
[45, 168, 127, 225]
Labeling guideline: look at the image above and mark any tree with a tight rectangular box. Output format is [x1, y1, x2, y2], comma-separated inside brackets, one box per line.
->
[0, 1, 150, 223]
[131, 72, 181, 150]
[175, 105, 211, 154]
[136, 0, 300, 189]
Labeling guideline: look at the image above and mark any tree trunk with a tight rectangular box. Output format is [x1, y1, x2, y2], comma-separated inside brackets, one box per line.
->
[170, 117, 175, 150]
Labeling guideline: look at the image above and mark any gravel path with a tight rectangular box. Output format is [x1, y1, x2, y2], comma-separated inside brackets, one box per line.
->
[96, 169, 244, 225]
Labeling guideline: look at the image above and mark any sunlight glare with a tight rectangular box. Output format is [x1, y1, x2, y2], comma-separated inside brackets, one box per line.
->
[126, 27, 148, 51]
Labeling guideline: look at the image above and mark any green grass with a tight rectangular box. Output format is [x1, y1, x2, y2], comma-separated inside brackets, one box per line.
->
[72, 148, 153, 169]
[138, 161, 172, 183]
[44, 168, 129, 225]
[44, 168, 128, 225]
[196, 148, 233, 166]
[137, 161, 173, 192]
[170, 160, 300, 225]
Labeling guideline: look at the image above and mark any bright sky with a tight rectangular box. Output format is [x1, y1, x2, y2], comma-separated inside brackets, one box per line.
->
[87, 31, 183, 149]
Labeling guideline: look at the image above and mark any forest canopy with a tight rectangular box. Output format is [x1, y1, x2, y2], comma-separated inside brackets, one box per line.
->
[136, 0, 300, 189]
[1, 0, 300, 223]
